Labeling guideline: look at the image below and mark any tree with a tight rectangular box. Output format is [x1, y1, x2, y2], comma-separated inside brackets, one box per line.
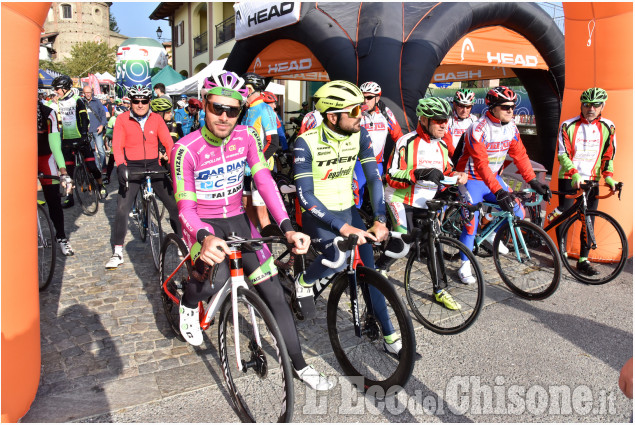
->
[64, 41, 117, 78]
[39, 60, 69, 76]
[109, 9, 120, 33]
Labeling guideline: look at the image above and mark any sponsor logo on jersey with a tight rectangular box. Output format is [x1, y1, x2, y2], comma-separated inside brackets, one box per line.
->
[321, 166, 353, 180]
[316, 155, 356, 167]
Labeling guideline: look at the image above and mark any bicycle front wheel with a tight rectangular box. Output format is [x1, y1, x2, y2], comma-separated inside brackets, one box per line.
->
[558, 210, 628, 285]
[73, 164, 99, 215]
[37, 203, 56, 291]
[327, 266, 415, 397]
[218, 287, 294, 423]
[133, 191, 147, 242]
[493, 220, 561, 300]
[404, 236, 484, 334]
[159, 233, 190, 341]
[147, 198, 164, 270]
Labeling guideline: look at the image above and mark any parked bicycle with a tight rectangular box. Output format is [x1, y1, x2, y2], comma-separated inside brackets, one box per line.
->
[128, 170, 169, 270]
[37, 198, 56, 291]
[393, 198, 486, 334]
[274, 231, 416, 397]
[72, 137, 100, 215]
[544, 181, 627, 285]
[441, 189, 561, 300]
[159, 233, 294, 422]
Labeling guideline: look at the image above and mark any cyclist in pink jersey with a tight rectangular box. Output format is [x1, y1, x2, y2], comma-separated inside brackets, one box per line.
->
[170, 70, 333, 391]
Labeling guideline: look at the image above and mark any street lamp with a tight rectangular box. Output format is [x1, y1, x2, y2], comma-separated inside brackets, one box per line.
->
[156, 26, 163, 40]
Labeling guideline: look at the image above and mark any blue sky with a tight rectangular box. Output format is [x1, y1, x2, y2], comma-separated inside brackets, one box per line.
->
[110, 2, 167, 41]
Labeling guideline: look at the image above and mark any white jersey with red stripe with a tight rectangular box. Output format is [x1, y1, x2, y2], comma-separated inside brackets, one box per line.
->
[447, 110, 478, 149]
[360, 105, 403, 163]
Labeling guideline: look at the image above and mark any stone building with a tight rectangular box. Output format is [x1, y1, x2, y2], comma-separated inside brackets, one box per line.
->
[41, 2, 127, 62]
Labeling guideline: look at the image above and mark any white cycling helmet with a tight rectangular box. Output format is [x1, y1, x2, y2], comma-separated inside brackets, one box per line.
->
[360, 81, 381, 95]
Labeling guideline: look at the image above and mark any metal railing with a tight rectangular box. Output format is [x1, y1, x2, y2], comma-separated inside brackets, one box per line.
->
[193, 31, 208, 57]
[215, 16, 235, 46]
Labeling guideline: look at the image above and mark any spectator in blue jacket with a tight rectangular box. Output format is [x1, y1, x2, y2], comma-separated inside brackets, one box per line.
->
[83, 86, 108, 172]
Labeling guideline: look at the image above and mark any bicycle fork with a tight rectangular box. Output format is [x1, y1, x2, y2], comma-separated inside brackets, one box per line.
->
[227, 247, 262, 372]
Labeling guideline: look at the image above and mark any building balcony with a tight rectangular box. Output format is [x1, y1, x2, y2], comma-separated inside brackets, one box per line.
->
[193, 31, 208, 57]
[215, 16, 235, 46]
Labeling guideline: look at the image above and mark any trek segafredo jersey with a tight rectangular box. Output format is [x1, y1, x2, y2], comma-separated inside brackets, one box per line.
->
[557, 114, 616, 181]
[293, 124, 386, 231]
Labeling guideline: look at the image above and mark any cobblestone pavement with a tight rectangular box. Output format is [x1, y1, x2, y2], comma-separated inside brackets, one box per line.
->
[24, 179, 633, 422]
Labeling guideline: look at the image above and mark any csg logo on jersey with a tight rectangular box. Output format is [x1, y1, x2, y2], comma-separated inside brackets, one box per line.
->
[198, 170, 245, 189]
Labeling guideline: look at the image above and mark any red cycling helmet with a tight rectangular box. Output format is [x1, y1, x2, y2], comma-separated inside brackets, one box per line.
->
[485, 86, 517, 107]
[188, 98, 203, 109]
[262, 91, 277, 104]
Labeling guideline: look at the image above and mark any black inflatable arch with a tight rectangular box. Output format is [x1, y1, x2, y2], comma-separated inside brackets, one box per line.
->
[226, 2, 564, 167]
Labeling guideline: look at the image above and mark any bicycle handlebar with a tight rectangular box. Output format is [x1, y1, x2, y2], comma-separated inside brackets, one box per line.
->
[321, 235, 359, 269]
[552, 180, 623, 200]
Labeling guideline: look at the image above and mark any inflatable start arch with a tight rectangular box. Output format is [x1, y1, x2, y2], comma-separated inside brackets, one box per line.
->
[2, 3, 50, 421]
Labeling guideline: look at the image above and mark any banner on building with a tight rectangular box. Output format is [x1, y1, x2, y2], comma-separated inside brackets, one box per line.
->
[234, 2, 301, 41]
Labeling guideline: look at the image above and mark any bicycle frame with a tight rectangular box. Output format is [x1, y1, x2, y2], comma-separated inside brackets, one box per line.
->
[161, 243, 265, 371]
[299, 236, 371, 339]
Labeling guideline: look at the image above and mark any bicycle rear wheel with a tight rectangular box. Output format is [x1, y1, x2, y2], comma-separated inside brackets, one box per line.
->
[159, 233, 190, 341]
[73, 164, 99, 215]
[558, 210, 628, 285]
[404, 236, 484, 334]
[493, 220, 561, 300]
[147, 198, 164, 270]
[327, 266, 415, 397]
[37, 203, 56, 291]
[218, 287, 294, 422]
[133, 191, 147, 242]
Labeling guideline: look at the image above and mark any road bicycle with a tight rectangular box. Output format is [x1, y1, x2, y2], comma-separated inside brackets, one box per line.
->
[159, 233, 294, 422]
[392, 198, 486, 335]
[273, 231, 416, 397]
[72, 137, 100, 215]
[441, 189, 561, 300]
[128, 170, 168, 270]
[544, 181, 627, 285]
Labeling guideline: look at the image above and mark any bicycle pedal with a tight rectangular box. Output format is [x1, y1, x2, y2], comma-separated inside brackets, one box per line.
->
[295, 293, 317, 320]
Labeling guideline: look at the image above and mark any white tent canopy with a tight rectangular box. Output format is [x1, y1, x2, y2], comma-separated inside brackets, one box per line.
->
[165, 59, 227, 97]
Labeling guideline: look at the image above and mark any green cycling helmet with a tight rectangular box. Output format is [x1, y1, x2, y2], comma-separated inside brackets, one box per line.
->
[416, 97, 452, 119]
[580, 87, 608, 103]
[314, 80, 364, 113]
[150, 97, 173, 112]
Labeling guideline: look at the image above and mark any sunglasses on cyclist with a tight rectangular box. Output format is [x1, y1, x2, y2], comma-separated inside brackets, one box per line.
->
[208, 102, 242, 118]
[131, 99, 150, 105]
[455, 103, 472, 109]
[583, 102, 603, 108]
[498, 104, 515, 111]
[430, 118, 449, 124]
[328, 104, 362, 118]
[364, 96, 376, 101]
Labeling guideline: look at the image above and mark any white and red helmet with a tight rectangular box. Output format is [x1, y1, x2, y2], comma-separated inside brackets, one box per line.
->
[360, 81, 381, 95]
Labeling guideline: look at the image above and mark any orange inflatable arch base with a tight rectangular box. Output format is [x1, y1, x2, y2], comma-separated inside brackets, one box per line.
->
[546, 3, 633, 258]
[1, 2, 51, 423]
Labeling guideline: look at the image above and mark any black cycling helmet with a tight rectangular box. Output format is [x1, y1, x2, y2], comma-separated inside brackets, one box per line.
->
[242, 72, 266, 92]
[52, 75, 73, 91]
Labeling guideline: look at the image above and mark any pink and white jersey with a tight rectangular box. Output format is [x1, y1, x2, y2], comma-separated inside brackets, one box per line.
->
[171, 124, 291, 247]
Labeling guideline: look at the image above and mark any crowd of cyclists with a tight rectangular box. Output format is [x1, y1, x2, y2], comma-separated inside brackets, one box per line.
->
[38, 66, 620, 395]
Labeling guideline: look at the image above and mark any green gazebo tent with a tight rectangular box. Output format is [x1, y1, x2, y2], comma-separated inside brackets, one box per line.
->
[151, 65, 185, 88]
